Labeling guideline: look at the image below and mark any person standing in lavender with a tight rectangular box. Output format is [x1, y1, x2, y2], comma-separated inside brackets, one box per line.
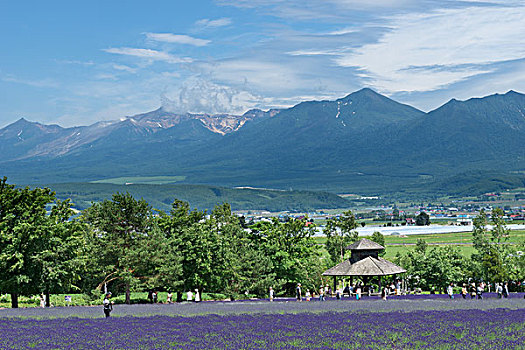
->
[103, 292, 113, 318]
[461, 284, 467, 299]
[296, 283, 302, 301]
[269, 287, 274, 302]
[195, 289, 201, 303]
[152, 291, 158, 303]
[356, 285, 362, 300]
[470, 283, 476, 299]
[476, 283, 483, 300]
[502, 282, 509, 298]
[447, 283, 454, 299]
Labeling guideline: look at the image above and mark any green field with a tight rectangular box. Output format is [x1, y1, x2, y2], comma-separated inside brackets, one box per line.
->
[91, 176, 186, 185]
[315, 229, 525, 260]
[383, 244, 476, 260]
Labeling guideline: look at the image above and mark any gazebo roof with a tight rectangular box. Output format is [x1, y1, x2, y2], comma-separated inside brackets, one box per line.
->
[345, 238, 385, 251]
[322, 256, 406, 277]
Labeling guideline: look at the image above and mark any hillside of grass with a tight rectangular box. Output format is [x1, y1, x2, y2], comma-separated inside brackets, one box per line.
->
[45, 182, 351, 212]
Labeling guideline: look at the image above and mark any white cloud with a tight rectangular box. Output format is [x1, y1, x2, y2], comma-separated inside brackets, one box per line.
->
[206, 59, 305, 92]
[94, 73, 118, 81]
[161, 77, 261, 115]
[326, 27, 358, 36]
[112, 64, 137, 73]
[103, 47, 192, 63]
[287, 49, 340, 56]
[334, 5, 525, 92]
[217, 0, 422, 20]
[195, 17, 232, 29]
[161, 71, 181, 78]
[55, 59, 95, 66]
[1, 75, 59, 88]
[145, 33, 211, 46]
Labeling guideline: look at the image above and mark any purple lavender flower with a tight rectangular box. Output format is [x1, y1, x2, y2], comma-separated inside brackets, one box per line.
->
[0, 306, 523, 349]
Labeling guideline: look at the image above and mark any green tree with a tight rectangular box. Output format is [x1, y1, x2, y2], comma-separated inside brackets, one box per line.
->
[415, 239, 428, 254]
[416, 211, 430, 226]
[82, 192, 154, 304]
[392, 208, 400, 221]
[126, 223, 183, 294]
[252, 217, 321, 295]
[369, 231, 386, 257]
[33, 199, 85, 307]
[507, 242, 525, 283]
[323, 211, 359, 265]
[0, 178, 78, 308]
[471, 208, 511, 282]
[397, 245, 465, 291]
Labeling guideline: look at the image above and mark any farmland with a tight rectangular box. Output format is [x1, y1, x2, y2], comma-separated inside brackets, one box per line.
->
[314, 229, 525, 260]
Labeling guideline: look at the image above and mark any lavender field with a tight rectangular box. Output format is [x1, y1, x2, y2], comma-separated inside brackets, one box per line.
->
[1, 297, 524, 349]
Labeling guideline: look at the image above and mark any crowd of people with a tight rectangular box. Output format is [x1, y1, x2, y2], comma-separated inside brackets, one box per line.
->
[276, 281, 404, 303]
[102, 280, 522, 317]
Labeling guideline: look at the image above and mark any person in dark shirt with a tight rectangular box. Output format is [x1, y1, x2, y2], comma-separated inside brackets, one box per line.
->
[469, 283, 476, 299]
[103, 292, 113, 318]
[296, 283, 302, 301]
[502, 282, 509, 298]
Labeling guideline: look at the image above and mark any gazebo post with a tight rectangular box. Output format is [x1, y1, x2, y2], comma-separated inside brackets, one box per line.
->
[333, 276, 337, 294]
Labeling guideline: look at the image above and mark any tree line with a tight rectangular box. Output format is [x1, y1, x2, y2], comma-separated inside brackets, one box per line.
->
[1, 178, 331, 307]
[394, 208, 525, 292]
[1, 178, 523, 308]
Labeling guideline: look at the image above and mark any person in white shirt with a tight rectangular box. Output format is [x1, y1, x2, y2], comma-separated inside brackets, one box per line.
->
[447, 283, 454, 299]
[186, 290, 193, 302]
[194, 289, 201, 303]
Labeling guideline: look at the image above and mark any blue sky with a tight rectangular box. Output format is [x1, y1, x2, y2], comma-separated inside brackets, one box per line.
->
[1, 0, 525, 127]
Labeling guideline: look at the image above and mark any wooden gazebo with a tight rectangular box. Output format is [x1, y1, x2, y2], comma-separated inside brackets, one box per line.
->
[322, 238, 406, 294]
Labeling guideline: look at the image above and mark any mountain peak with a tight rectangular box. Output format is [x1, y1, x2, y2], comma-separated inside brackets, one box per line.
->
[505, 90, 523, 97]
[10, 117, 32, 127]
[355, 87, 377, 94]
[339, 88, 374, 99]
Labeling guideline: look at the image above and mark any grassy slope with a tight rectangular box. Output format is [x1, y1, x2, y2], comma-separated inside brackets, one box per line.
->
[44, 182, 351, 212]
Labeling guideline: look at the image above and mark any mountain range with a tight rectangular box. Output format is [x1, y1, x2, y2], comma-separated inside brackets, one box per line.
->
[1, 88, 524, 197]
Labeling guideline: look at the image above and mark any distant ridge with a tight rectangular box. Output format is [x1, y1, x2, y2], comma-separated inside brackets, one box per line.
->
[1, 89, 524, 196]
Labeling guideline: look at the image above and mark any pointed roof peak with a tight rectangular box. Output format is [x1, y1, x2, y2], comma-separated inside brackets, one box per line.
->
[345, 238, 384, 251]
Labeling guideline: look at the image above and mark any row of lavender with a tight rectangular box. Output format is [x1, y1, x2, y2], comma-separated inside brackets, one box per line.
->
[1, 308, 523, 349]
[1, 294, 524, 320]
